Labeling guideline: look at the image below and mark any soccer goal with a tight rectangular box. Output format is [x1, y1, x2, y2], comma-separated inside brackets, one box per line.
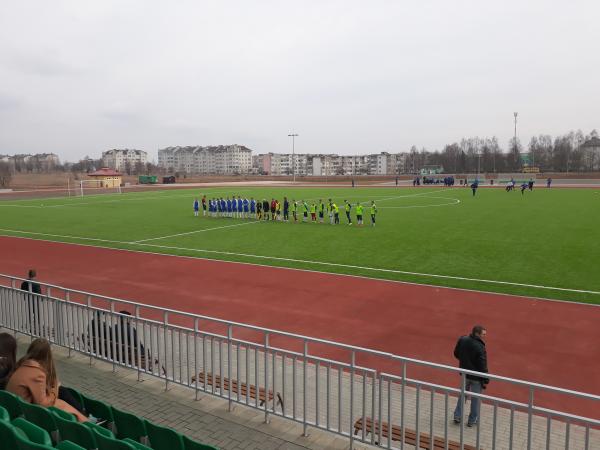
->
[78, 179, 122, 197]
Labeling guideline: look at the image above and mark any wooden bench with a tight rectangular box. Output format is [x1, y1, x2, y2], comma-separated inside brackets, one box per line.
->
[191, 371, 284, 411]
[354, 417, 480, 450]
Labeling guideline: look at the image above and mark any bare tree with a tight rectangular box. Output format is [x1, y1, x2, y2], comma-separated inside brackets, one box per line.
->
[0, 162, 12, 188]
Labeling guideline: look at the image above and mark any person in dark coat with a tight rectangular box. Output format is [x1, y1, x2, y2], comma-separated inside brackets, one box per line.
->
[453, 325, 489, 427]
[20, 269, 42, 335]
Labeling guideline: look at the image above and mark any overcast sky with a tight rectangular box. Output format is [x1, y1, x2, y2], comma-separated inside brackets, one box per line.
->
[0, 1, 598, 161]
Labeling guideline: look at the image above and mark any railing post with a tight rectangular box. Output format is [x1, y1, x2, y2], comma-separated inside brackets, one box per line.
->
[527, 387, 534, 450]
[264, 331, 270, 423]
[110, 302, 116, 372]
[459, 373, 465, 450]
[87, 296, 92, 366]
[228, 325, 233, 412]
[349, 350, 355, 450]
[135, 305, 142, 382]
[163, 311, 169, 391]
[194, 318, 199, 400]
[66, 292, 72, 357]
[401, 361, 407, 450]
[302, 339, 308, 437]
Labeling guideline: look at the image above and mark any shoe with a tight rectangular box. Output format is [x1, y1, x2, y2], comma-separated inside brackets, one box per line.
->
[467, 422, 477, 427]
[453, 418, 461, 424]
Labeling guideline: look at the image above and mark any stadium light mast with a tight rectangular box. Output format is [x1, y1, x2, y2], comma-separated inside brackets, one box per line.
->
[288, 133, 298, 182]
[513, 112, 518, 152]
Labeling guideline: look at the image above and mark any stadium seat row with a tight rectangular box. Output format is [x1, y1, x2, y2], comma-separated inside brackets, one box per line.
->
[0, 390, 217, 450]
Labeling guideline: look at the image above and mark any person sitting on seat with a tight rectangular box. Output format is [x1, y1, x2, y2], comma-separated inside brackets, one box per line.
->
[6, 338, 88, 422]
[0, 333, 17, 390]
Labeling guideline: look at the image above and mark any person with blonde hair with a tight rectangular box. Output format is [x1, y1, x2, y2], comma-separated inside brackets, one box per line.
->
[6, 338, 88, 422]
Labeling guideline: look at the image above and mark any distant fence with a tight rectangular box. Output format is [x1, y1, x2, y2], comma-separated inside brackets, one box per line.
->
[0, 274, 598, 450]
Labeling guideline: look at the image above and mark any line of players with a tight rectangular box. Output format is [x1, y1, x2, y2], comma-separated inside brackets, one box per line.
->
[194, 196, 378, 227]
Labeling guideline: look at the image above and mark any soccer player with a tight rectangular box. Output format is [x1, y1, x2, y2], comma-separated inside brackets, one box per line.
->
[262, 199, 269, 220]
[283, 197, 289, 222]
[193, 198, 199, 217]
[328, 199, 334, 224]
[470, 181, 478, 197]
[233, 196, 239, 218]
[226, 197, 232, 217]
[291, 199, 298, 222]
[521, 182, 528, 195]
[250, 197, 256, 218]
[356, 202, 363, 226]
[344, 200, 352, 225]
[370, 201, 377, 227]
[333, 202, 340, 224]
[528, 178, 534, 191]
[318, 199, 325, 223]
[243, 197, 249, 219]
[270, 198, 276, 221]
[302, 200, 309, 222]
[201, 195, 207, 216]
[310, 202, 317, 222]
[276, 199, 281, 221]
[256, 199, 262, 220]
[547, 177, 552, 188]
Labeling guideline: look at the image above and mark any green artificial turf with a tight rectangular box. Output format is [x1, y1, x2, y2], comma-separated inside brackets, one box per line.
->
[1, 186, 599, 304]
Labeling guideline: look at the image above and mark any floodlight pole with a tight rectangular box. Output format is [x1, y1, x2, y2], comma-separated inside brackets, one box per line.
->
[288, 133, 298, 182]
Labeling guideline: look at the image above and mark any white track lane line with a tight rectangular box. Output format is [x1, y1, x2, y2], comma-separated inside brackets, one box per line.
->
[131, 220, 261, 243]
[0, 227, 598, 296]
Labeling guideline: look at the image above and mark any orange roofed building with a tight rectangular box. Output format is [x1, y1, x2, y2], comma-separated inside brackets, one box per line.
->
[87, 167, 122, 188]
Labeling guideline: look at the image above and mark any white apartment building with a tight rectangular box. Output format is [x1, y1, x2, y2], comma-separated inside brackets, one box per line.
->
[158, 145, 252, 174]
[102, 149, 147, 171]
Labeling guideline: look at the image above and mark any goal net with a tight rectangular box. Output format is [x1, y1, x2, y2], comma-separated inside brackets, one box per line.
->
[78, 179, 122, 197]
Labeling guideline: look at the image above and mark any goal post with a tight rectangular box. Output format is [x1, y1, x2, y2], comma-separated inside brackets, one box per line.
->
[79, 179, 122, 197]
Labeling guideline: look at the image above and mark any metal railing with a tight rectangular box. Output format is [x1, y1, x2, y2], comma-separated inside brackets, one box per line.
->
[0, 273, 598, 450]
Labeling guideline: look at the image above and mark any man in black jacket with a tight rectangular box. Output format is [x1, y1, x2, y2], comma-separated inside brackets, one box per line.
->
[453, 325, 489, 427]
[20, 269, 42, 335]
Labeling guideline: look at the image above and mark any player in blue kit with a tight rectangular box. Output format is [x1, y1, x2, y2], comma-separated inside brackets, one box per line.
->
[226, 197, 232, 217]
[250, 198, 256, 218]
[193, 198, 199, 217]
[232, 197, 238, 218]
[243, 197, 249, 218]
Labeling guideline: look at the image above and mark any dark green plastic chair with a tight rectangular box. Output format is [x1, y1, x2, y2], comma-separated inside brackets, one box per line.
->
[0, 405, 9, 422]
[0, 390, 24, 419]
[20, 401, 60, 443]
[123, 438, 152, 450]
[183, 435, 219, 450]
[0, 419, 19, 449]
[93, 427, 135, 450]
[49, 406, 77, 422]
[12, 417, 52, 447]
[82, 395, 115, 430]
[57, 441, 87, 450]
[53, 411, 97, 450]
[14, 430, 52, 450]
[144, 420, 184, 450]
[83, 421, 114, 439]
[112, 407, 147, 443]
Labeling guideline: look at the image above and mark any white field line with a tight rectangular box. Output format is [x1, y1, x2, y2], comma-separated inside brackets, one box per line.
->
[131, 220, 261, 243]
[0, 189, 248, 208]
[378, 197, 461, 208]
[0, 227, 598, 296]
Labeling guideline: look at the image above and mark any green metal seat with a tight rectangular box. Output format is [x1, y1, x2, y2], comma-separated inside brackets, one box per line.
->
[0, 390, 24, 419]
[19, 401, 60, 444]
[122, 438, 152, 450]
[82, 395, 115, 430]
[182, 435, 219, 450]
[144, 420, 184, 450]
[0, 405, 10, 422]
[112, 407, 147, 443]
[52, 411, 98, 450]
[56, 441, 87, 450]
[93, 427, 136, 450]
[12, 417, 52, 447]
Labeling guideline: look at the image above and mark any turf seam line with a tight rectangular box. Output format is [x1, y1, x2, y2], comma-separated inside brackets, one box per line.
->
[1, 228, 598, 297]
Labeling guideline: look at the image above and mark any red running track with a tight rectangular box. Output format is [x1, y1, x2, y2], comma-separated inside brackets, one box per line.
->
[0, 236, 598, 418]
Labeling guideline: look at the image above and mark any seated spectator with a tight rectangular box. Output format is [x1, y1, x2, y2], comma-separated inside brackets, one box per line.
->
[0, 333, 17, 389]
[6, 338, 88, 422]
